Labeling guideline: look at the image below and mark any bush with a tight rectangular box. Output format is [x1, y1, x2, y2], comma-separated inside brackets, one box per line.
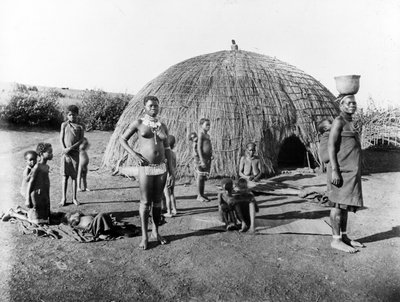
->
[2, 90, 63, 127]
[79, 90, 130, 131]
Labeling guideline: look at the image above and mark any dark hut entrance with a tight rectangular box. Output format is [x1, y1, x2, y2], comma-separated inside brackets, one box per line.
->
[278, 135, 309, 169]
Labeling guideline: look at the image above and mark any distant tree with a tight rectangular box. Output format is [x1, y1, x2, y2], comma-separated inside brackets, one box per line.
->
[79, 89, 130, 131]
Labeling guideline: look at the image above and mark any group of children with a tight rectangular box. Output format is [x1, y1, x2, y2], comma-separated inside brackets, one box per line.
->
[17, 105, 91, 226]
[187, 118, 263, 232]
[14, 106, 263, 236]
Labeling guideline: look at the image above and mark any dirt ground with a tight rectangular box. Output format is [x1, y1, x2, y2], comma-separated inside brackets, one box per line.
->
[0, 129, 399, 302]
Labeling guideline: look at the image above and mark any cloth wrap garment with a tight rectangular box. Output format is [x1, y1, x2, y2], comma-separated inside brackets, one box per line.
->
[327, 130, 363, 211]
[86, 213, 115, 238]
[60, 122, 83, 178]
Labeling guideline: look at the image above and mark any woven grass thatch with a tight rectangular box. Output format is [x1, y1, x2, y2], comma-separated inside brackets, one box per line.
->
[103, 49, 340, 178]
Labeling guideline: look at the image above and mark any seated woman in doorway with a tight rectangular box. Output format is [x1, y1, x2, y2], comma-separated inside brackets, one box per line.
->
[239, 142, 262, 182]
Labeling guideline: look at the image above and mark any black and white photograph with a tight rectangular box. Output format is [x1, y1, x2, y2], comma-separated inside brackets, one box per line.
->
[1, 0, 399, 301]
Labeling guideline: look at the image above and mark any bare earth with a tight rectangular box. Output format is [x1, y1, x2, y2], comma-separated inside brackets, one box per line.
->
[0, 129, 399, 302]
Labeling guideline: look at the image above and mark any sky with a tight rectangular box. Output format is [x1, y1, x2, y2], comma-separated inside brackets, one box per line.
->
[0, 0, 399, 108]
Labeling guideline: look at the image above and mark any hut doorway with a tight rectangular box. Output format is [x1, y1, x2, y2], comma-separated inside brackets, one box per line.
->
[278, 135, 309, 169]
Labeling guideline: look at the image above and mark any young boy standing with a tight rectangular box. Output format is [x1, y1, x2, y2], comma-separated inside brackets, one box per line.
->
[20, 150, 38, 198]
[78, 137, 90, 192]
[163, 135, 178, 217]
[59, 105, 84, 206]
[196, 118, 212, 202]
[26, 143, 53, 224]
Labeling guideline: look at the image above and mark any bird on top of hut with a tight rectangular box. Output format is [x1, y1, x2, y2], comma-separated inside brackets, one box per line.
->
[231, 40, 238, 51]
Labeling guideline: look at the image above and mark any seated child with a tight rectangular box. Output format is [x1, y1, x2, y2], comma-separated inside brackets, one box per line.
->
[218, 178, 238, 231]
[66, 212, 116, 240]
[232, 178, 259, 233]
[20, 150, 38, 198]
[317, 120, 332, 164]
[78, 137, 90, 191]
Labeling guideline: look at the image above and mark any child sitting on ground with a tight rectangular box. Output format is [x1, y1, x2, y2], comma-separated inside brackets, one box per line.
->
[163, 135, 178, 218]
[218, 178, 237, 231]
[26, 143, 53, 224]
[78, 137, 90, 192]
[233, 178, 258, 233]
[20, 150, 38, 198]
[317, 119, 332, 164]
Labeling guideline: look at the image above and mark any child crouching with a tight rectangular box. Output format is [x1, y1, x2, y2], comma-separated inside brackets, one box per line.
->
[218, 178, 258, 232]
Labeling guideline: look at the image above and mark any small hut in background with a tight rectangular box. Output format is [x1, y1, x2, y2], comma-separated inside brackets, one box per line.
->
[103, 43, 339, 178]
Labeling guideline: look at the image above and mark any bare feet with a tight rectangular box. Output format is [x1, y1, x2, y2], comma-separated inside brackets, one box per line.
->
[58, 199, 67, 207]
[331, 239, 358, 253]
[248, 227, 256, 233]
[239, 223, 249, 233]
[226, 223, 236, 231]
[196, 195, 209, 202]
[139, 238, 148, 250]
[73, 199, 80, 206]
[342, 235, 365, 248]
[172, 209, 177, 215]
[163, 213, 173, 218]
[2, 209, 13, 222]
[151, 233, 168, 245]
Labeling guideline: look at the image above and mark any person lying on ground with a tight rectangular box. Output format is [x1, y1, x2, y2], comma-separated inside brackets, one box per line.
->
[66, 211, 117, 240]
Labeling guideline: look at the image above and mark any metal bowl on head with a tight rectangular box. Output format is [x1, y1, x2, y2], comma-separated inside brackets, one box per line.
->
[334, 75, 360, 95]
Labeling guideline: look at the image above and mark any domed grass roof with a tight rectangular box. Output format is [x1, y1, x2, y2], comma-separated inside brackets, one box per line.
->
[104, 48, 339, 177]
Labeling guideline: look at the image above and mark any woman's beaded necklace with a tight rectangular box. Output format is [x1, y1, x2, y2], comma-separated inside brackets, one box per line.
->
[142, 114, 162, 144]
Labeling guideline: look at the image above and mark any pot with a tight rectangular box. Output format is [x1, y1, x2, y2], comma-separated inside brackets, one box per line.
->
[334, 75, 360, 95]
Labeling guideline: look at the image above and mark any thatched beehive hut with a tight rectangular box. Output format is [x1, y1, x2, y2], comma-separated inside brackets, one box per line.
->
[103, 46, 339, 178]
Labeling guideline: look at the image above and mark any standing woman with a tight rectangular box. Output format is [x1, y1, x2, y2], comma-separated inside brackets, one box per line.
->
[328, 94, 364, 253]
[120, 96, 174, 250]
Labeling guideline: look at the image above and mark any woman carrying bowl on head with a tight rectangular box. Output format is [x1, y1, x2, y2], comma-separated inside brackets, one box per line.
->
[327, 78, 365, 253]
[120, 96, 174, 250]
